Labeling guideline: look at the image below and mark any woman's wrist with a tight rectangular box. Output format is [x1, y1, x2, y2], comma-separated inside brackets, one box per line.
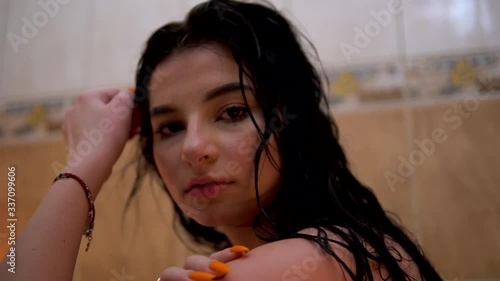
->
[52, 172, 96, 251]
[61, 161, 112, 200]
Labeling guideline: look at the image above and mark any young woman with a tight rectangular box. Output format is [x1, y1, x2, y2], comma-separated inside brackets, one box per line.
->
[1, 0, 443, 280]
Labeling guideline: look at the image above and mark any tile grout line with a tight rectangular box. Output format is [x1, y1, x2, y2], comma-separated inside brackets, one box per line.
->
[331, 92, 500, 114]
[83, 0, 96, 89]
[394, 1, 422, 243]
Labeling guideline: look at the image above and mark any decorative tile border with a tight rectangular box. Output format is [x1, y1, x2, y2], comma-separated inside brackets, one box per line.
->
[324, 49, 500, 111]
[0, 96, 72, 144]
[1, 50, 499, 143]
[325, 60, 404, 105]
[406, 50, 500, 99]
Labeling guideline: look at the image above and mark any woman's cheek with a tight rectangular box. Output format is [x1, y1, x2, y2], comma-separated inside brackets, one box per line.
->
[153, 146, 180, 191]
[236, 139, 258, 163]
[224, 159, 243, 179]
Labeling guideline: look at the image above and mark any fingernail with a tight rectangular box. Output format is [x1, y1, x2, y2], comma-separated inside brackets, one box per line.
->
[229, 245, 249, 253]
[127, 87, 135, 93]
[188, 271, 216, 281]
[209, 260, 231, 274]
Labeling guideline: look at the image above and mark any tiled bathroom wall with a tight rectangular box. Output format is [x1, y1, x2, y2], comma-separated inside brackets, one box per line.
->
[0, 0, 499, 280]
[335, 98, 500, 279]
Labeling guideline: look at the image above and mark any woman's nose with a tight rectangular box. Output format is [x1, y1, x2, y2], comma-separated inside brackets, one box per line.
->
[180, 123, 218, 167]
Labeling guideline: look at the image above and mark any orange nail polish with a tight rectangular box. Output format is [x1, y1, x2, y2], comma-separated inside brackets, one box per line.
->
[127, 87, 135, 93]
[209, 260, 231, 274]
[188, 271, 216, 281]
[229, 245, 249, 253]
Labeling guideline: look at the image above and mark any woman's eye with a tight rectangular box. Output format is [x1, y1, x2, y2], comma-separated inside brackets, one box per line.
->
[220, 105, 249, 122]
[155, 122, 184, 138]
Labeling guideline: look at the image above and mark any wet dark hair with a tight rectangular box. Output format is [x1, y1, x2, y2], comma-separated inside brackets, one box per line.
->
[127, 0, 443, 280]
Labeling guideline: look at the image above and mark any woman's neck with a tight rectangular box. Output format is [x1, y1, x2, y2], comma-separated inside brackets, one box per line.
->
[218, 225, 267, 250]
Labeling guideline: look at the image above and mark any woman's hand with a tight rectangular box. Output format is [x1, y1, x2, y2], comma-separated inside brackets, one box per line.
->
[61, 88, 135, 190]
[158, 245, 249, 281]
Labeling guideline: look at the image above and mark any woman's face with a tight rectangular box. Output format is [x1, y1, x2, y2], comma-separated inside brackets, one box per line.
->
[149, 44, 282, 227]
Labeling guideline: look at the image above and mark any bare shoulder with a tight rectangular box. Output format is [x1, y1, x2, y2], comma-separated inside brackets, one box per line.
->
[298, 227, 422, 281]
[219, 229, 349, 281]
[220, 227, 422, 281]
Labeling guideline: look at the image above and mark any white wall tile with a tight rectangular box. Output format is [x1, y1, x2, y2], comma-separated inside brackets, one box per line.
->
[88, 0, 290, 89]
[2, 0, 498, 100]
[478, 0, 500, 49]
[289, 0, 400, 66]
[0, 0, 9, 98]
[183, 0, 209, 11]
[403, 0, 499, 57]
[89, 0, 185, 88]
[2, 0, 92, 99]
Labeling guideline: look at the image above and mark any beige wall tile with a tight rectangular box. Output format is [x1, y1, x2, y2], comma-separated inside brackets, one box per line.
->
[335, 109, 418, 235]
[412, 99, 500, 278]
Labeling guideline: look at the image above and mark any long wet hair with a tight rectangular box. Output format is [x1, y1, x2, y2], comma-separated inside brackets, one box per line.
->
[127, 0, 442, 280]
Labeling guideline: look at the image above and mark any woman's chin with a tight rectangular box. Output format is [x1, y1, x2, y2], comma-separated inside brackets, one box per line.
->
[190, 215, 232, 228]
[189, 212, 251, 228]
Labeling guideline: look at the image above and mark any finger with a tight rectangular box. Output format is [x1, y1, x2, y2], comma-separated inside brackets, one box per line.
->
[158, 266, 215, 281]
[158, 267, 189, 281]
[97, 88, 121, 104]
[127, 86, 136, 94]
[110, 88, 134, 107]
[184, 255, 231, 278]
[209, 245, 249, 263]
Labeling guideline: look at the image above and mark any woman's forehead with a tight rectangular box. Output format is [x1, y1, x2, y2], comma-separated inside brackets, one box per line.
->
[148, 44, 251, 104]
[152, 44, 234, 81]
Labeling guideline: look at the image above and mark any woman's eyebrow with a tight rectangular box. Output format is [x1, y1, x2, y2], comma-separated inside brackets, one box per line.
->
[203, 82, 252, 102]
[150, 82, 252, 118]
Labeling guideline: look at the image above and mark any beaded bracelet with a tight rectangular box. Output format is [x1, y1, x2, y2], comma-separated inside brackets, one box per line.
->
[53, 172, 95, 251]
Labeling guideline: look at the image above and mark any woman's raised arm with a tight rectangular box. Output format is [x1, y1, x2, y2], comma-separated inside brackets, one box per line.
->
[0, 88, 136, 281]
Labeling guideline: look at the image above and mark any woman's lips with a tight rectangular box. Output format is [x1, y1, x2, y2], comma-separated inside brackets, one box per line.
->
[187, 182, 232, 199]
